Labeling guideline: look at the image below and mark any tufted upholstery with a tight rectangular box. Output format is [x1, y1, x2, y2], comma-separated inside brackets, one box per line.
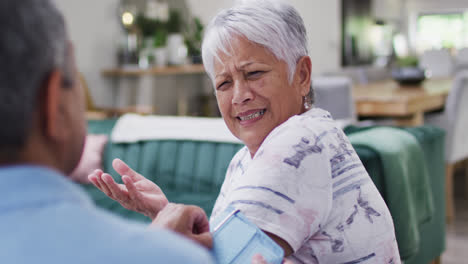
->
[82, 119, 243, 221]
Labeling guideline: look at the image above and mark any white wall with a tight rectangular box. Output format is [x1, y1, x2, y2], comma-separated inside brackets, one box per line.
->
[54, 0, 121, 107]
[406, 0, 468, 12]
[373, 0, 403, 22]
[187, 0, 342, 76]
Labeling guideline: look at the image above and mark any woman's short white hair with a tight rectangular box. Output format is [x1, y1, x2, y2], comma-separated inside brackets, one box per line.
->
[202, 0, 309, 84]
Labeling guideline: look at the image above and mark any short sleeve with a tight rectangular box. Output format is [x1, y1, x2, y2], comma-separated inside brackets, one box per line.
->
[222, 122, 333, 252]
[210, 147, 249, 222]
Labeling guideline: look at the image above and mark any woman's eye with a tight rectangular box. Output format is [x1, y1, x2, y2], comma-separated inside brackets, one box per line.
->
[216, 81, 229, 90]
[247, 71, 264, 78]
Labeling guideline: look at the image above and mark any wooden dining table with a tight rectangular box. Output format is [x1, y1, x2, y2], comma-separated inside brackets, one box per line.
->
[353, 78, 452, 126]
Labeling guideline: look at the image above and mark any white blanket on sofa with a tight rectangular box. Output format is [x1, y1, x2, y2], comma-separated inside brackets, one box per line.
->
[111, 114, 242, 144]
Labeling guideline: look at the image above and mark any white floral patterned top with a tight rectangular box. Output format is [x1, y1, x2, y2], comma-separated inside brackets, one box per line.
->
[210, 108, 401, 264]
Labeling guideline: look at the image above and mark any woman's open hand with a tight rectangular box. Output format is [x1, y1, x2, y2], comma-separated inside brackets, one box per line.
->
[88, 158, 168, 219]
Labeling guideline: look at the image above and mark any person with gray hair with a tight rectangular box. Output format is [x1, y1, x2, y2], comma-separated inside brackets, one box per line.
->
[90, 0, 400, 263]
[0, 0, 215, 263]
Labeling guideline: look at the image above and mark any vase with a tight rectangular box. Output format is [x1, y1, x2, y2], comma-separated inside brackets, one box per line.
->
[153, 47, 167, 67]
[167, 33, 188, 65]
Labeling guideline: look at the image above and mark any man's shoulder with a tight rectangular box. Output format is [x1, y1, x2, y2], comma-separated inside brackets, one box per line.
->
[1, 200, 213, 264]
[63, 205, 214, 263]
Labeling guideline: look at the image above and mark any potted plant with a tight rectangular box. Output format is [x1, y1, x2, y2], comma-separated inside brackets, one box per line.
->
[166, 9, 182, 33]
[396, 55, 419, 68]
[153, 29, 168, 67]
[134, 14, 156, 67]
[185, 17, 204, 64]
[135, 13, 170, 68]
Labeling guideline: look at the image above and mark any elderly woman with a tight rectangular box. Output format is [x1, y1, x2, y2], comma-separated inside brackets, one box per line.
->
[89, 0, 400, 263]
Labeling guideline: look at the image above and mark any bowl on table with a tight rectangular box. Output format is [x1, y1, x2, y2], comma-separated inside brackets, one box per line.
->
[391, 67, 426, 85]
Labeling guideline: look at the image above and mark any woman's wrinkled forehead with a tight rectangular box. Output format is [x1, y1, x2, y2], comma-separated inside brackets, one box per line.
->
[212, 35, 280, 73]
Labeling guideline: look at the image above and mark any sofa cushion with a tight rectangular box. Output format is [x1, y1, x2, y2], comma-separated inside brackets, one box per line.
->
[69, 134, 108, 184]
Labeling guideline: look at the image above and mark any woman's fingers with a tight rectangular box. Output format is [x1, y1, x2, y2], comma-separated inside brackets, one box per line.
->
[191, 232, 213, 249]
[123, 175, 156, 218]
[89, 161, 167, 219]
[88, 169, 103, 188]
[122, 175, 141, 201]
[112, 158, 144, 181]
[95, 172, 112, 197]
[102, 173, 128, 202]
[89, 170, 127, 202]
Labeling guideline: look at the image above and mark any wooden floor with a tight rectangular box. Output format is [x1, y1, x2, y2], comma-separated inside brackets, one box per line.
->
[441, 168, 468, 264]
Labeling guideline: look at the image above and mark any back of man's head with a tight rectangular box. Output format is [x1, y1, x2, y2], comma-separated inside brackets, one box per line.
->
[0, 0, 74, 159]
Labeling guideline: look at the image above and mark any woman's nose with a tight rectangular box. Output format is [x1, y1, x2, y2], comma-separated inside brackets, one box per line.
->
[232, 80, 254, 104]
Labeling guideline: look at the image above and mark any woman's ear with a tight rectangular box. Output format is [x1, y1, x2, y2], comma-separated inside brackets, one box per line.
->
[295, 56, 312, 96]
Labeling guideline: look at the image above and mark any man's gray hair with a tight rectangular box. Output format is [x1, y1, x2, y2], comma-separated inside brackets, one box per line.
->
[0, 0, 73, 153]
[201, 0, 309, 84]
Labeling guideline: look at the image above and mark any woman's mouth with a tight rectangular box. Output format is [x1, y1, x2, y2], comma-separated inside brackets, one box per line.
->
[237, 109, 266, 122]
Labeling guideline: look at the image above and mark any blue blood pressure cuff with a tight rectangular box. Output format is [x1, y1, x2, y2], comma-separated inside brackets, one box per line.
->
[210, 207, 284, 264]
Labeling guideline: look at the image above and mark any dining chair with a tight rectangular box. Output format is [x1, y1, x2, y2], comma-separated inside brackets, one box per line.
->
[425, 70, 468, 223]
[419, 49, 454, 78]
[455, 47, 468, 72]
[312, 76, 356, 126]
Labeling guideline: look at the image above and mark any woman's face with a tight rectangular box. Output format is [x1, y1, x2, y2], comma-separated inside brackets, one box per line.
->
[213, 36, 311, 156]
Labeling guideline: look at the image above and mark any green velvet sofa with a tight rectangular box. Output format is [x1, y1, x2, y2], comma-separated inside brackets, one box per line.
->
[81, 119, 445, 263]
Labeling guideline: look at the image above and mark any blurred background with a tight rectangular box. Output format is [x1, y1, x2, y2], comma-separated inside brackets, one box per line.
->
[53, 0, 468, 116]
[54, 1, 468, 263]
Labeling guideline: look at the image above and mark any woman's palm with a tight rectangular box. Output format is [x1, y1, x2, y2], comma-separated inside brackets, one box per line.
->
[88, 158, 168, 219]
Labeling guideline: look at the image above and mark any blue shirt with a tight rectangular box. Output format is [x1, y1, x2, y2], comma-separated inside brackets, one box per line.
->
[0, 165, 214, 264]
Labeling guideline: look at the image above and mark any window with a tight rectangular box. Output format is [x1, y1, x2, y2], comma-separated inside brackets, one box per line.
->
[416, 11, 468, 53]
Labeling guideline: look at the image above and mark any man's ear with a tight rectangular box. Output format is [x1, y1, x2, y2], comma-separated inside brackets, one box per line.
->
[42, 69, 65, 141]
[295, 56, 312, 97]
